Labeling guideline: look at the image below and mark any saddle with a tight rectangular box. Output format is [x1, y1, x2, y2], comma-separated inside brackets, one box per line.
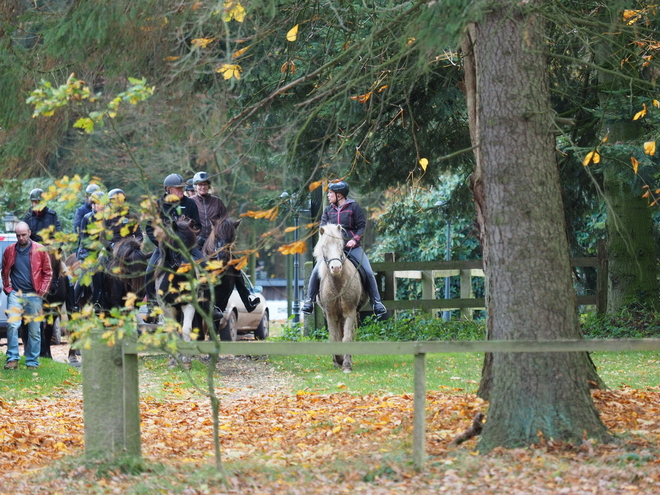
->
[346, 251, 368, 291]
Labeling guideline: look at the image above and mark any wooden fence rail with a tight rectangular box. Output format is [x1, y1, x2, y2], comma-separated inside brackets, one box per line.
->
[84, 335, 658, 470]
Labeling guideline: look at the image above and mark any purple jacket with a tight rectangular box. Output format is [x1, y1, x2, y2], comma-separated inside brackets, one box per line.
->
[320, 199, 366, 247]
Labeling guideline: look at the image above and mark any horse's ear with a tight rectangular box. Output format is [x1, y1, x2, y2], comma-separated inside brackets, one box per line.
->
[233, 219, 241, 229]
[319, 226, 325, 235]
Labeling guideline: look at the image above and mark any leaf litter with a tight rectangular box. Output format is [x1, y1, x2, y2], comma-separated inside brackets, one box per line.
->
[1, 361, 660, 493]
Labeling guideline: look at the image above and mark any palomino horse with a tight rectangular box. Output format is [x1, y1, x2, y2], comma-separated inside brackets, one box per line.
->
[313, 223, 368, 373]
[202, 217, 259, 341]
[154, 217, 204, 365]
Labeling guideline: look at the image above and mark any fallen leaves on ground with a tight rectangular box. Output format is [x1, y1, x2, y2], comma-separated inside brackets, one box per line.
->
[1, 387, 660, 493]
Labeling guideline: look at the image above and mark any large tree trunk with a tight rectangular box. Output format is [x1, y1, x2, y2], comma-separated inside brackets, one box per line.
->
[471, 0, 611, 451]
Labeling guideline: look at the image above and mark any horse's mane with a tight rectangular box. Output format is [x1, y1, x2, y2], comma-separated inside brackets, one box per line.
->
[203, 216, 240, 258]
[112, 238, 146, 267]
[161, 217, 198, 250]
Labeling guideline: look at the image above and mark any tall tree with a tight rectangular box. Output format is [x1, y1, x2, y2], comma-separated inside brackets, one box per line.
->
[464, 0, 611, 450]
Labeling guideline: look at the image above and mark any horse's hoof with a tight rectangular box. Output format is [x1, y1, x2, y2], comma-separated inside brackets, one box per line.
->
[342, 367, 352, 374]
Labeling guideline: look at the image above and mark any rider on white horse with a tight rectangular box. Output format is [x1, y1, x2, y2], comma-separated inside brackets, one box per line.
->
[301, 181, 387, 317]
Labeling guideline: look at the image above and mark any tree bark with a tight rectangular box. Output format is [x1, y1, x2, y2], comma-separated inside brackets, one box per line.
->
[469, 0, 611, 450]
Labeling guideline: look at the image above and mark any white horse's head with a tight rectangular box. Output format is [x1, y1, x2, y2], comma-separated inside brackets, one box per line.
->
[315, 224, 346, 276]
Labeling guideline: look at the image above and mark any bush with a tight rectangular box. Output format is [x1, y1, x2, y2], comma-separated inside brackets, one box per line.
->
[277, 314, 485, 342]
[581, 305, 660, 339]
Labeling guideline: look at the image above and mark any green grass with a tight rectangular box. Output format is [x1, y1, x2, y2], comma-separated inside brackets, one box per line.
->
[592, 351, 660, 389]
[0, 352, 82, 401]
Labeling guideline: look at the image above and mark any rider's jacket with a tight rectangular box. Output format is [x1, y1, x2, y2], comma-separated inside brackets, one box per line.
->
[320, 199, 366, 248]
[1, 240, 53, 297]
[191, 193, 227, 245]
[23, 208, 62, 243]
[146, 194, 201, 246]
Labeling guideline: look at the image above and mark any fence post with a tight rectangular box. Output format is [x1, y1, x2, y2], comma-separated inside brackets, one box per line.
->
[460, 269, 474, 320]
[421, 271, 435, 316]
[383, 253, 396, 303]
[123, 344, 141, 457]
[82, 329, 139, 458]
[413, 352, 427, 470]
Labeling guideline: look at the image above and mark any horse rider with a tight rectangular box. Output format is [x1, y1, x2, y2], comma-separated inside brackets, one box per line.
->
[190, 171, 227, 249]
[143, 173, 221, 320]
[23, 188, 62, 243]
[184, 179, 196, 198]
[73, 183, 102, 234]
[301, 181, 387, 317]
[104, 188, 144, 250]
[73, 190, 108, 309]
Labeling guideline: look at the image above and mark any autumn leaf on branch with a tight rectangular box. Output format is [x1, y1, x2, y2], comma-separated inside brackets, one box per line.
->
[279, 240, 307, 255]
[241, 206, 279, 221]
[631, 157, 639, 174]
[583, 150, 601, 166]
[644, 141, 656, 156]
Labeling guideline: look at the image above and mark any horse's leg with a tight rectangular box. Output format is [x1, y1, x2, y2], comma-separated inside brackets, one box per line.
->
[40, 322, 53, 359]
[179, 304, 195, 369]
[327, 318, 343, 368]
[341, 313, 358, 373]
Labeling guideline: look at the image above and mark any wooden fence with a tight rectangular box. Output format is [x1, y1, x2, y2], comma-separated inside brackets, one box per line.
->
[82, 334, 658, 471]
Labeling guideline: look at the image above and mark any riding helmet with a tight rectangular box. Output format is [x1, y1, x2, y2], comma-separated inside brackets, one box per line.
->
[85, 183, 101, 195]
[29, 188, 44, 201]
[163, 173, 186, 189]
[108, 188, 126, 202]
[185, 179, 195, 191]
[89, 190, 106, 204]
[192, 171, 211, 185]
[328, 181, 349, 198]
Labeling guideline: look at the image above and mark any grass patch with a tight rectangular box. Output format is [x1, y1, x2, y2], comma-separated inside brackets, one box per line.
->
[270, 353, 483, 395]
[591, 351, 660, 389]
[0, 352, 81, 401]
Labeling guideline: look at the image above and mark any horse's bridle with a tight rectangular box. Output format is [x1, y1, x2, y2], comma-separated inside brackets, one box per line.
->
[322, 246, 346, 269]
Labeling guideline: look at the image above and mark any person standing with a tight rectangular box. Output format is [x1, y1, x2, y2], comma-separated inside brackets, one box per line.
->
[301, 181, 387, 316]
[2, 222, 53, 370]
[23, 188, 62, 243]
[190, 171, 227, 248]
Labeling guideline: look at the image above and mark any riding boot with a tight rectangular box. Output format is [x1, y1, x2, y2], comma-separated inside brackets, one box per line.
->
[301, 269, 320, 315]
[366, 274, 387, 316]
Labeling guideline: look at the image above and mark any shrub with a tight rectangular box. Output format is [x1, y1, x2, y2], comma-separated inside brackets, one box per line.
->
[581, 305, 660, 339]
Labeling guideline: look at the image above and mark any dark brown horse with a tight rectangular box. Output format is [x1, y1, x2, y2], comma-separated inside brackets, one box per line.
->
[202, 217, 259, 341]
[39, 251, 72, 360]
[105, 238, 148, 309]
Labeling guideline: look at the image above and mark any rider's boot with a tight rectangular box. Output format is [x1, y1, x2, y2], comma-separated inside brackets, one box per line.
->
[302, 269, 320, 315]
[366, 274, 387, 316]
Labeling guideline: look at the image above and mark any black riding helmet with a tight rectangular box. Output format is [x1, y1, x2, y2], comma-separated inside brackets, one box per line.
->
[328, 181, 349, 198]
[163, 173, 186, 189]
[185, 179, 195, 192]
[29, 188, 44, 201]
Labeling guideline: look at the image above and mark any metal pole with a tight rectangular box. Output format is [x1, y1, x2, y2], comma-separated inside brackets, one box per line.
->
[293, 212, 300, 323]
[443, 220, 451, 321]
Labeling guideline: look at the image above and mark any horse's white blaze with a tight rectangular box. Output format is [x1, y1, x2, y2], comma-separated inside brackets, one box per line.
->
[328, 259, 343, 274]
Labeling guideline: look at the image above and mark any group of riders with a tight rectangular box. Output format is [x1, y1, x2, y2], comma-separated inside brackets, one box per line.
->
[24, 171, 230, 319]
[24, 174, 387, 329]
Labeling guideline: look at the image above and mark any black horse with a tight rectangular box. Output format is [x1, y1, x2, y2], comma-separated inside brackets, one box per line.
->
[154, 217, 205, 346]
[105, 238, 148, 309]
[202, 217, 259, 341]
[39, 251, 72, 360]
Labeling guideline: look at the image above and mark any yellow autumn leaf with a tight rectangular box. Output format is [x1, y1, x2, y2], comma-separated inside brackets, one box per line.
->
[349, 92, 371, 103]
[284, 226, 299, 233]
[583, 150, 600, 166]
[654, 100, 660, 108]
[642, 190, 651, 198]
[223, 1, 246, 22]
[176, 264, 192, 274]
[419, 158, 429, 171]
[286, 24, 299, 42]
[633, 103, 647, 120]
[631, 156, 639, 174]
[278, 240, 307, 255]
[240, 206, 279, 221]
[232, 255, 249, 271]
[644, 141, 656, 156]
[191, 38, 215, 49]
[232, 46, 250, 59]
[216, 63, 242, 80]
[601, 133, 609, 143]
[124, 292, 137, 308]
[308, 180, 323, 192]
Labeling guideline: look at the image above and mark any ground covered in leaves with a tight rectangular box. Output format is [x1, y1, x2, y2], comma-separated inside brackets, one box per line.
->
[1, 355, 660, 494]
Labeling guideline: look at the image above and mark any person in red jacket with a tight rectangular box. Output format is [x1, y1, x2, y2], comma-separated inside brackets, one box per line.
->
[2, 221, 53, 370]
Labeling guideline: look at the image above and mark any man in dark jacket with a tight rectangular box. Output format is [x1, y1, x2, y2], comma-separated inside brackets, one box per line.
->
[23, 188, 62, 243]
[2, 221, 53, 370]
[190, 171, 227, 248]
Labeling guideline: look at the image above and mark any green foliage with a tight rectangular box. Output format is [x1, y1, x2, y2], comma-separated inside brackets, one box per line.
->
[276, 314, 485, 343]
[581, 305, 660, 339]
